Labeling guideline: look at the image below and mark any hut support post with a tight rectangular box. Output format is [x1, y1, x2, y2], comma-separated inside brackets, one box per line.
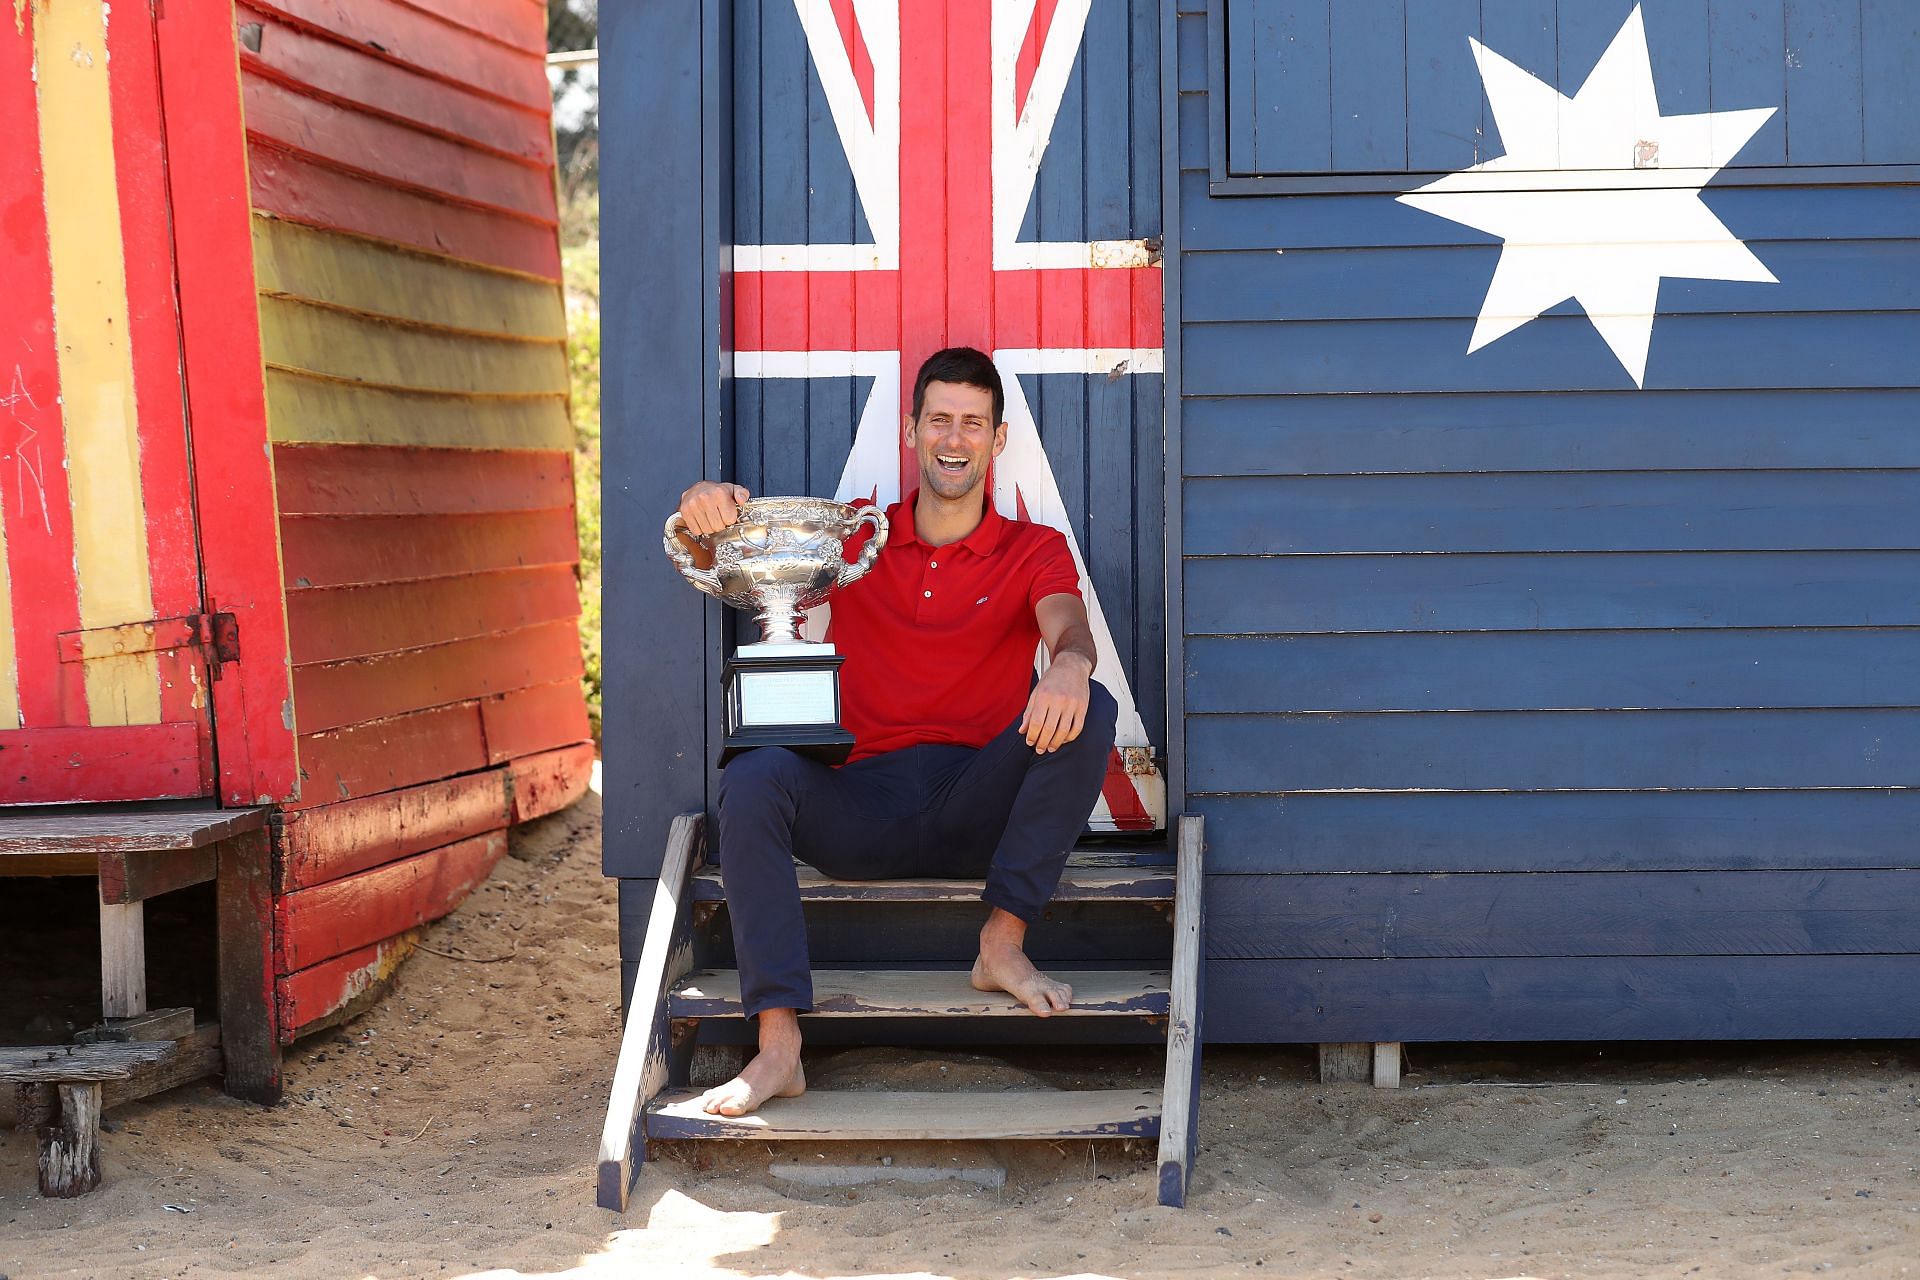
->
[36, 1082, 102, 1197]
[217, 828, 282, 1103]
[98, 902, 147, 1019]
[1318, 1043, 1372, 1083]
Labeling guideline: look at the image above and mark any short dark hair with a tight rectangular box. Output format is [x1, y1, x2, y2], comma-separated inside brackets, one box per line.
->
[910, 346, 1004, 426]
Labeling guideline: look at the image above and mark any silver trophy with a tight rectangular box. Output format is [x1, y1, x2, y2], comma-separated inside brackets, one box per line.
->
[664, 496, 888, 763]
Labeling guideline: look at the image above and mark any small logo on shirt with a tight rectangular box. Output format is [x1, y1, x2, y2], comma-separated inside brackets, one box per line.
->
[975, 595, 991, 605]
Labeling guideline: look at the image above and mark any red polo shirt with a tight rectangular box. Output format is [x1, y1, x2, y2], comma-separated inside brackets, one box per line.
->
[832, 493, 1081, 762]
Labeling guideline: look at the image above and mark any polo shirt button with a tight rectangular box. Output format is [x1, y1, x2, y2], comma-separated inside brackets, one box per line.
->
[930, 560, 938, 568]
[923, 590, 932, 598]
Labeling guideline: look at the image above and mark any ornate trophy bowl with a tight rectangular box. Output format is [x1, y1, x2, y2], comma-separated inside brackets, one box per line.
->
[663, 496, 889, 764]
[663, 496, 887, 645]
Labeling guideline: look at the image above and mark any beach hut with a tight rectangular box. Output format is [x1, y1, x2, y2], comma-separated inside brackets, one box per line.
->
[1, 0, 589, 1190]
[602, 0, 1920, 1203]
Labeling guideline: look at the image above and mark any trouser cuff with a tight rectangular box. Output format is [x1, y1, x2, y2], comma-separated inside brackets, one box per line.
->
[981, 882, 1044, 926]
[742, 988, 815, 1020]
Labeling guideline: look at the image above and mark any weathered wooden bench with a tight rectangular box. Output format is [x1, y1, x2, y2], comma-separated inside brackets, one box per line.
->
[1, 805, 279, 1195]
[597, 813, 1205, 1209]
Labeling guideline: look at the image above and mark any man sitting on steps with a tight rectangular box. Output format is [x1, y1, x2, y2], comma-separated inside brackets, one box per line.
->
[673, 345, 1119, 1118]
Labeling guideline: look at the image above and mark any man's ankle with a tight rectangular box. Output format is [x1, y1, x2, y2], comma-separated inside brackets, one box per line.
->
[979, 905, 1029, 951]
[756, 1008, 803, 1056]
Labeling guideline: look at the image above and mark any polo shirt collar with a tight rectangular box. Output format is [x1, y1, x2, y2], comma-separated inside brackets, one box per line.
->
[893, 489, 1006, 556]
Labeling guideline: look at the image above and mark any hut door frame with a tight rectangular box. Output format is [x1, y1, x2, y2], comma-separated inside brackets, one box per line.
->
[154, 1, 300, 807]
[0, 0, 219, 804]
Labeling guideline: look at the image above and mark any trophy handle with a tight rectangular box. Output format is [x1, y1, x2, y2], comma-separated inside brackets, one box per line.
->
[662, 511, 725, 597]
[836, 506, 889, 588]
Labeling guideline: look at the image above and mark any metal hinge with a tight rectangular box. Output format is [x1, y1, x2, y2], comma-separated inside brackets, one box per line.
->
[203, 611, 241, 681]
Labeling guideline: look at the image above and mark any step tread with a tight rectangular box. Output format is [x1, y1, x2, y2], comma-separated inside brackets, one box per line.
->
[646, 1087, 1162, 1140]
[670, 968, 1171, 1018]
[691, 860, 1174, 904]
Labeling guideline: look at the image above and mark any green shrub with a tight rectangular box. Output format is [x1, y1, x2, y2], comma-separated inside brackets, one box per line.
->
[563, 233, 602, 745]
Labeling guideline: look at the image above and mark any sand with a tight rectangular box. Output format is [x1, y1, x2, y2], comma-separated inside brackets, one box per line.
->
[4, 787, 1918, 1279]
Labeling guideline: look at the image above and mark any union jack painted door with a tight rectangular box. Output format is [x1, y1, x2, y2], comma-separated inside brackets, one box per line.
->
[730, 0, 1167, 829]
[0, 1, 220, 803]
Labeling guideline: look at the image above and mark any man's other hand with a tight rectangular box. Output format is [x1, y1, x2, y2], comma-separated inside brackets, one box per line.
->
[1021, 650, 1092, 753]
[678, 481, 751, 537]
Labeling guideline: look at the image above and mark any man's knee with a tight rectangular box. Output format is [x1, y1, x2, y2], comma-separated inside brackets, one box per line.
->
[1083, 682, 1119, 750]
[717, 746, 808, 813]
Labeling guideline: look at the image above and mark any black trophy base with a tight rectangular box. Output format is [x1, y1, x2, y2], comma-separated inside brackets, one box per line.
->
[718, 723, 856, 767]
[718, 645, 854, 767]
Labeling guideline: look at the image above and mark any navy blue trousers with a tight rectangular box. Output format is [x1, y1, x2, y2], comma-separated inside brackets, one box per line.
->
[714, 684, 1118, 1018]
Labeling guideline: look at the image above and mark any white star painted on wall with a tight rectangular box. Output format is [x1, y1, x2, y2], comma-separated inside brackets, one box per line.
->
[1398, 5, 1777, 387]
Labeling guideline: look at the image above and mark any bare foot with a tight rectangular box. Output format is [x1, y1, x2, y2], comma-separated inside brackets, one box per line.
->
[697, 1049, 806, 1117]
[971, 943, 1074, 1016]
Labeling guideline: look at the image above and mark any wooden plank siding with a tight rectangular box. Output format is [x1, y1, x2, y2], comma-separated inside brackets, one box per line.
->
[238, 0, 591, 1033]
[597, 0, 720, 879]
[1176, 4, 1920, 1042]
[1221, 0, 1920, 178]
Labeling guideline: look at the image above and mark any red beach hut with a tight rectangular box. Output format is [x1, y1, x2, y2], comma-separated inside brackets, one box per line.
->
[1, 0, 589, 1128]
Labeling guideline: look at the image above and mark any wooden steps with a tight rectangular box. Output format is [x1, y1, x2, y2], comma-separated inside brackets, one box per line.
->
[597, 814, 1206, 1211]
[646, 1087, 1163, 1141]
[670, 968, 1171, 1018]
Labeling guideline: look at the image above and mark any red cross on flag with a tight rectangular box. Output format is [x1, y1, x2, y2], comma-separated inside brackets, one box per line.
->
[732, 0, 1165, 830]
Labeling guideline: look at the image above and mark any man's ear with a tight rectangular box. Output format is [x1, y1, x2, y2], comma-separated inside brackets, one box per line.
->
[992, 421, 1008, 457]
[902, 414, 918, 448]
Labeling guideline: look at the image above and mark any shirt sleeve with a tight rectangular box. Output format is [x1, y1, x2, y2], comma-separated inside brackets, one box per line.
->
[1026, 527, 1082, 608]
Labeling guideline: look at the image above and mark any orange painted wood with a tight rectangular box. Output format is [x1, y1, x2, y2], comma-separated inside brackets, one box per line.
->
[508, 742, 595, 823]
[237, 5, 551, 165]
[277, 929, 419, 1039]
[251, 0, 550, 112]
[273, 444, 572, 516]
[394, 0, 546, 51]
[276, 828, 507, 971]
[480, 679, 591, 765]
[283, 566, 581, 664]
[0, 724, 209, 803]
[158, 2, 300, 804]
[280, 508, 579, 589]
[293, 701, 487, 807]
[292, 618, 585, 734]
[241, 74, 556, 223]
[0, 19, 84, 732]
[248, 142, 561, 279]
[107, 0, 211, 747]
[278, 768, 509, 890]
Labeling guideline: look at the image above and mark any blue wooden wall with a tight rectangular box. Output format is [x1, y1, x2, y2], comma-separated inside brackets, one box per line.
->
[727, 0, 1168, 747]
[1223, 0, 1920, 175]
[601, 1, 728, 907]
[1176, 0, 1920, 1041]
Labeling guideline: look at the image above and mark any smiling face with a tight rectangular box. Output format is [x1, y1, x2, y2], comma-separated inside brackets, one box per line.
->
[903, 379, 1007, 504]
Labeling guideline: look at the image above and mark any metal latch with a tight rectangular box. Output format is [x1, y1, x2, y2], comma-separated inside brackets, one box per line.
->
[57, 612, 239, 679]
